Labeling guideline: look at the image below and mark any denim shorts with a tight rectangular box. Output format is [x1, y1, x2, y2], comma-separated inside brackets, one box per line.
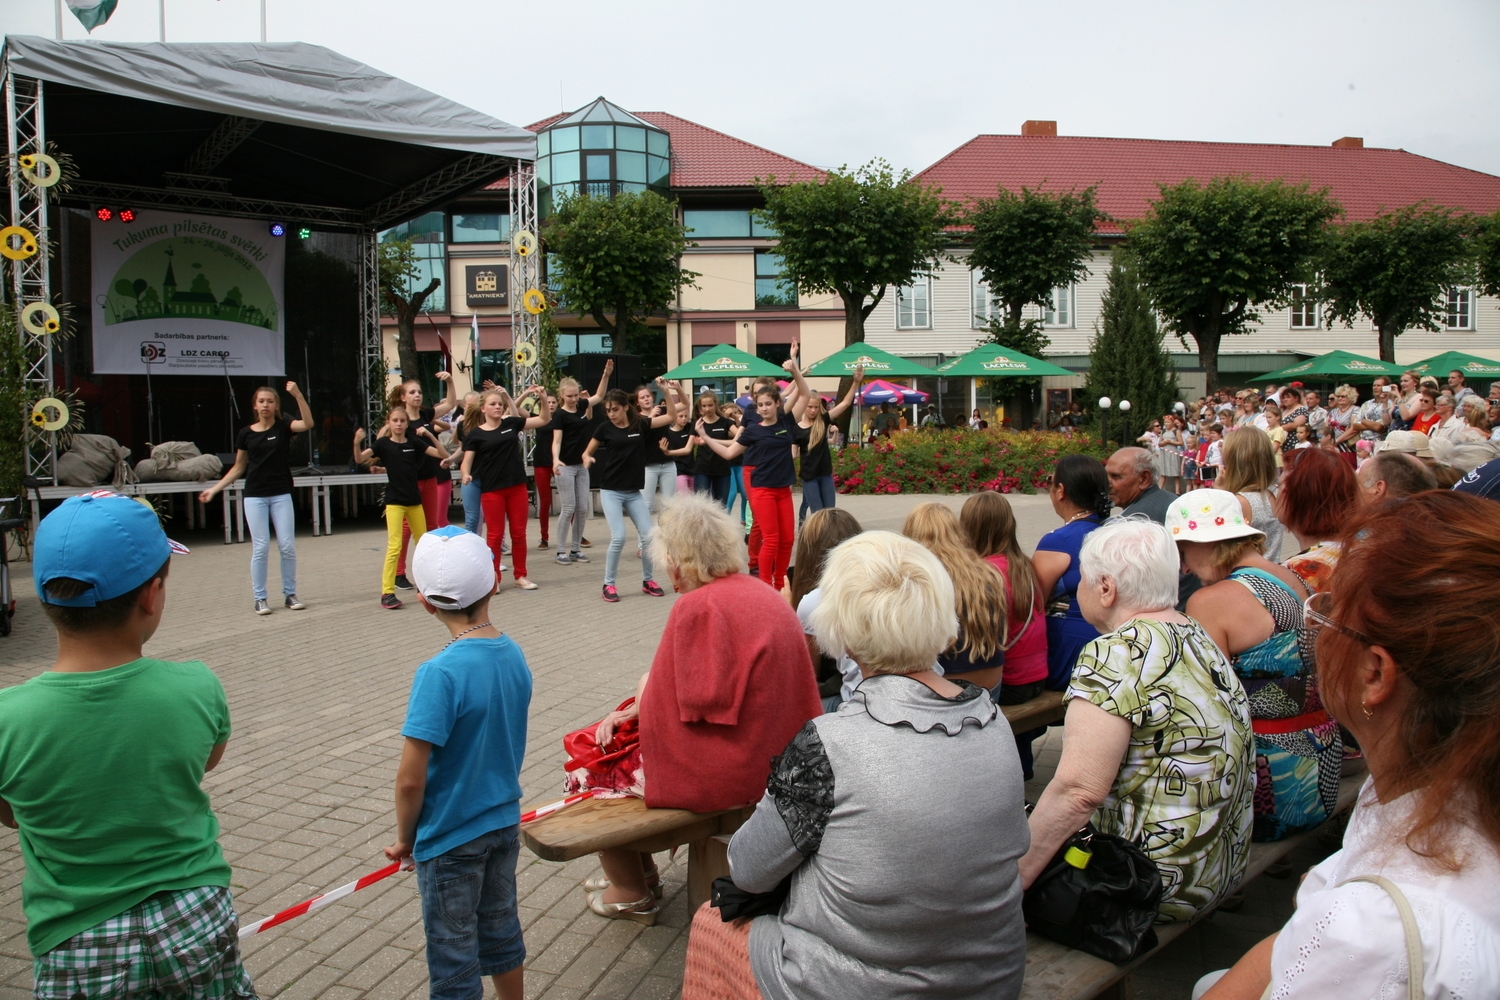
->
[415, 826, 525, 1000]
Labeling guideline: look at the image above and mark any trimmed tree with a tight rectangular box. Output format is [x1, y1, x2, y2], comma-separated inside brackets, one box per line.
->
[1129, 176, 1340, 389]
[1319, 204, 1473, 361]
[1469, 208, 1500, 299]
[544, 190, 697, 349]
[1082, 252, 1180, 442]
[756, 159, 950, 347]
[377, 237, 441, 383]
[966, 185, 1105, 327]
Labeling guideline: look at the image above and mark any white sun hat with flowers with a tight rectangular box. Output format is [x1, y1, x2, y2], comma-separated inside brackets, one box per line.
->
[1164, 489, 1265, 543]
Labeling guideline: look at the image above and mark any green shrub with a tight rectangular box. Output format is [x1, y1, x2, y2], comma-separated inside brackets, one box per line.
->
[833, 429, 1108, 495]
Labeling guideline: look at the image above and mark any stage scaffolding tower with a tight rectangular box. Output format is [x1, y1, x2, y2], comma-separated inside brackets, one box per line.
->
[5, 71, 55, 484]
[509, 163, 540, 462]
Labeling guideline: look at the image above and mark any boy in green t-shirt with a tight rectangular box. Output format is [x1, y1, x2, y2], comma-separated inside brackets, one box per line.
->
[0, 492, 254, 998]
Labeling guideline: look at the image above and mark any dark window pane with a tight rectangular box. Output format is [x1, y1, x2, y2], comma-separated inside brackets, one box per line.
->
[756, 342, 792, 364]
[382, 210, 445, 244]
[750, 215, 778, 237]
[551, 152, 580, 184]
[536, 131, 550, 156]
[647, 130, 669, 157]
[617, 151, 647, 183]
[616, 126, 646, 151]
[648, 155, 671, 185]
[549, 126, 579, 152]
[581, 124, 613, 149]
[683, 209, 749, 238]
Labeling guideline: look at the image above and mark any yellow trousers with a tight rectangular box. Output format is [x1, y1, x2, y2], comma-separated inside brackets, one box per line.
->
[383, 504, 427, 595]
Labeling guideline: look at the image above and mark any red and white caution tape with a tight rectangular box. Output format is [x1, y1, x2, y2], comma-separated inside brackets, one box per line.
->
[520, 790, 594, 824]
[238, 862, 401, 940]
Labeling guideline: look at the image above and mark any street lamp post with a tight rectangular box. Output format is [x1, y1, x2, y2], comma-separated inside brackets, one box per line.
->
[1098, 396, 1112, 446]
[1119, 399, 1132, 446]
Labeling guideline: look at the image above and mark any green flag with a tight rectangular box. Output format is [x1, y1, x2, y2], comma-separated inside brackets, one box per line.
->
[67, 0, 119, 31]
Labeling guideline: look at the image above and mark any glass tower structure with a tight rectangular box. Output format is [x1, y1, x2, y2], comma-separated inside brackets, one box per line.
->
[536, 97, 671, 216]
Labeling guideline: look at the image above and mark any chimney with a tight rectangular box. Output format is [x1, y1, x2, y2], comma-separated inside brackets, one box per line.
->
[1021, 120, 1057, 137]
[1332, 136, 1364, 148]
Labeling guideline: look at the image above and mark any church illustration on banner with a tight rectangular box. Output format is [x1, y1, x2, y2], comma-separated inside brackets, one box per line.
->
[104, 244, 278, 331]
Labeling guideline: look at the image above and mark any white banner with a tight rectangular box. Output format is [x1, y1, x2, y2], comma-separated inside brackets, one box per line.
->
[91, 209, 285, 375]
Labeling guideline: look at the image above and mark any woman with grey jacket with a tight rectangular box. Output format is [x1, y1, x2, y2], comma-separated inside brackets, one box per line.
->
[682, 531, 1028, 1000]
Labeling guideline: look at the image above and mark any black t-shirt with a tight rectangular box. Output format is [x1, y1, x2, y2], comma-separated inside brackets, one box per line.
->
[370, 435, 425, 507]
[463, 417, 528, 492]
[235, 417, 298, 497]
[405, 405, 442, 480]
[552, 406, 594, 466]
[664, 425, 695, 476]
[694, 417, 733, 477]
[591, 417, 650, 492]
[534, 421, 555, 468]
[797, 422, 832, 480]
[739, 412, 798, 488]
[642, 405, 672, 465]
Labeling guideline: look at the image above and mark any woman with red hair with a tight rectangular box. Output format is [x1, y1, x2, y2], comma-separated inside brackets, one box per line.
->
[1275, 448, 1358, 594]
[1196, 490, 1500, 999]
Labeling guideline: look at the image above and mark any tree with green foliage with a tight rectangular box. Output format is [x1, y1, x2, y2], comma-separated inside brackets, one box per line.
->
[0, 303, 24, 502]
[544, 190, 697, 351]
[536, 308, 561, 391]
[1082, 253, 1180, 441]
[1318, 204, 1473, 362]
[756, 159, 950, 347]
[1129, 176, 1339, 389]
[1478, 209, 1500, 299]
[967, 185, 1106, 327]
[377, 237, 441, 383]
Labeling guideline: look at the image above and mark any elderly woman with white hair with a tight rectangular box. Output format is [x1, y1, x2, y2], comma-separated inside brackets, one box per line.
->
[1019, 517, 1255, 922]
[681, 531, 1030, 1000]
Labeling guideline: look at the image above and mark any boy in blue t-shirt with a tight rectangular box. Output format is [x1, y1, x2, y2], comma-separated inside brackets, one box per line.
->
[384, 526, 533, 1000]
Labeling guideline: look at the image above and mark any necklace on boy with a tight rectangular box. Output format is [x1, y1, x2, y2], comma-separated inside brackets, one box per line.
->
[445, 622, 494, 648]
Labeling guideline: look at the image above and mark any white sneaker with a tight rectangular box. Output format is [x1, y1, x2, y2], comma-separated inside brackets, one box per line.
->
[254, 599, 272, 616]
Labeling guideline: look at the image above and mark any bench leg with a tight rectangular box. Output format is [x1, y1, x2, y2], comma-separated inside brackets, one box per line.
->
[686, 837, 730, 912]
[1096, 976, 1133, 1000]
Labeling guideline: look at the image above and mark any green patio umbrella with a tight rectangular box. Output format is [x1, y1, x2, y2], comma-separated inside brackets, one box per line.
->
[1248, 350, 1403, 383]
[802, 342, 933, 378]
[661, 344, 787, 381]
[1408, 351, 1500, 381]
[934, 344, 1073, 377]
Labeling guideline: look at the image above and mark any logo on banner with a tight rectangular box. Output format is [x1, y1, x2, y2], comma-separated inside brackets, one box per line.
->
[845, 355, 891, 370]
[981, 354, 1028, 370]
[466, 264, 508, 307]
[140, 341, 166, 363]
[701, 357, 751, 372]
[1343, 360, 1387, 372]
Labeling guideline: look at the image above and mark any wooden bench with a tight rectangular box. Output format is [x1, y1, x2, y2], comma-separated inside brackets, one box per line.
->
[519, 690, 1070, 909]
[1019, 768, 1366, 1000]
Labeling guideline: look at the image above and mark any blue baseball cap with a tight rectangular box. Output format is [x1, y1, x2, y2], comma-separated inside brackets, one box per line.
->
[34, 491, 190, 606]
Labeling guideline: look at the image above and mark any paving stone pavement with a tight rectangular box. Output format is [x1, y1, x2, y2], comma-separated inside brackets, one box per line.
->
[0, 489, 1309, 999]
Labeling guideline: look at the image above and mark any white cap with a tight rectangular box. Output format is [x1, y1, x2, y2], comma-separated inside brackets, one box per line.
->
[410, 526, 496, 610]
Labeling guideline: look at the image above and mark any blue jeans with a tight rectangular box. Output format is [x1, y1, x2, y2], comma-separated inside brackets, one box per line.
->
[244, 493, 296, 600]
[642, 461, 676, 512]
[600, 489, 654, 587]
[416, 826, 525, 1000]
[801, 474, 836, 520]
[461, 477, 483, 534]
[725, 466, 747, 522]
[694, 473, 730, 505]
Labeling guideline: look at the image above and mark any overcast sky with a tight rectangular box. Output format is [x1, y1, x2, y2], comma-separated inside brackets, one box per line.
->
[6, 0, 1499, 178]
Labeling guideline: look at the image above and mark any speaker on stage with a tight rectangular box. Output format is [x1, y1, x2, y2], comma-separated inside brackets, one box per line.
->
[567, 353, 641, 394]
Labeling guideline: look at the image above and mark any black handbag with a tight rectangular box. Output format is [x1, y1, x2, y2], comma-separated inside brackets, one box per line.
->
[710, 875, 791, 921]
[1022, 823, 1164, 964]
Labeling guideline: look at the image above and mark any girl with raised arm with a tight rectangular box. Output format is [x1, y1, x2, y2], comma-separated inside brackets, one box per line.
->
[462, 387, 550, 591]
[200, 382, 313, 615]
[383, 372, 458, 591]
[354, 408, 451, 610]
[797, 365, 862, 519]
[550, 361, 613, 564]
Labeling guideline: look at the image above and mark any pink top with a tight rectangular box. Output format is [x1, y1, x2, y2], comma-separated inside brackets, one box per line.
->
[985, 554, 1049, 686]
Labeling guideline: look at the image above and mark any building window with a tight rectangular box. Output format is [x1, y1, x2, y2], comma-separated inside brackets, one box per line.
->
[896, 279, 930, 329]
[970, 269, 1000, 328]
[755, 251, 797, 308]
[1289, 284, 1319, 329]
[451, 212, 510, 243]
[1445, 287, 1475, 330]
[683, 209, 777, 239]
[380, 211, 446, 313]
[1042, 285, 1074, 328]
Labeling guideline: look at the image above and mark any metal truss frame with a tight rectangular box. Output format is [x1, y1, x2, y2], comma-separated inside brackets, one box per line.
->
[358, 227, 383, 434]
[6, 71, 54, 482]
[508, 163, 540, 460]
[365, 152, 510, 229]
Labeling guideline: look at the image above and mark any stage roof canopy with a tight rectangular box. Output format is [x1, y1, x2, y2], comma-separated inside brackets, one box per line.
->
[2, 35, 535, 229]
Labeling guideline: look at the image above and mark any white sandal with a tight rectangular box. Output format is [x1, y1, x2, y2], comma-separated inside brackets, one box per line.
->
[586, 890, 659, 925]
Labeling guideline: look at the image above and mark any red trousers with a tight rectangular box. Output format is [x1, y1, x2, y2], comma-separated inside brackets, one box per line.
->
[481, 484, 529, 582]
[744, 466, 762, 570]
[746, 481, 794, 589]
[397, 475, 452, 575]
[534, 466, 553, 543]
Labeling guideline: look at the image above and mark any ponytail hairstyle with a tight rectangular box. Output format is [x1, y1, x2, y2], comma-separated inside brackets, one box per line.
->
[463, 390, 504, 434]
[804, 393, 827, 451]
[902, 502, 1010, 657]
[1052, 454, 1112, 520]
[960, 490, 1038, 628]
[251, 386, 282, 420]
[387, 378, 420, 410]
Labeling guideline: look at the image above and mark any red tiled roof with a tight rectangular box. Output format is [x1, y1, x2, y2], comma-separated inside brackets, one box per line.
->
[917, 135, 1500, 231]
[524, 111, 824, 189]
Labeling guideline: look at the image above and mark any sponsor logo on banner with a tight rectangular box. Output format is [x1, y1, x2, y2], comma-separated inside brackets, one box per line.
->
[844, 355, 891, 370]
[1343, 360, 1388, 372]
[981, 354, 1029, 370]
[701, 357, 752, 372]
[1461, 361, 1500, 375]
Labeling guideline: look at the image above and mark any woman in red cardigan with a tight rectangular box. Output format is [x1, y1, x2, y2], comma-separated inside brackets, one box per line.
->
[585, 492, 822, 925]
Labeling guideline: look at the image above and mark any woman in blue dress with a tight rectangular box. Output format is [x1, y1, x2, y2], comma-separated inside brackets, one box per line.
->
[1033, 454, 1113, 691]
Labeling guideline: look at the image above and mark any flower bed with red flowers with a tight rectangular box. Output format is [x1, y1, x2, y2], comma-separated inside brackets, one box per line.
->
[832, 429, 1109, 495]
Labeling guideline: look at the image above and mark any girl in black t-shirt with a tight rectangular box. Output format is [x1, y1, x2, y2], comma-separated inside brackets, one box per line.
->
[549, 360, 613, 563]
[691, 392, 736, 506]
[797, 365, 863, 522]
[354, 407, 450, 609]
[384, 372, 458, 589]
[200, 382, 313, 616]
[462, 387, 551, 590]
[532, 391, 558, 551]
[581, 384, 675, 603]
[636, 382, 686, 513]
[661, 405, 697, 494]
